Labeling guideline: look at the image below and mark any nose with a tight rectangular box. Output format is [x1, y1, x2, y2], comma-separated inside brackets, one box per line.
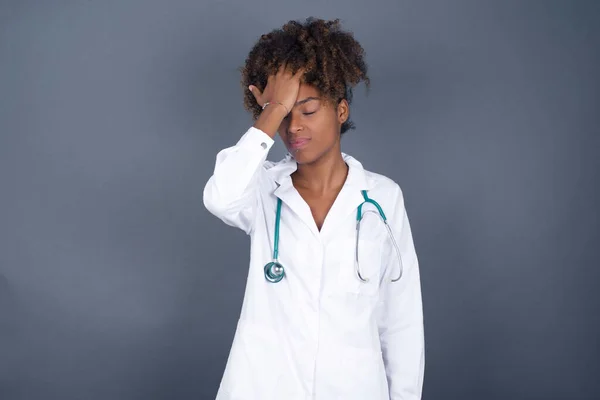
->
[286, 111, 303, 134]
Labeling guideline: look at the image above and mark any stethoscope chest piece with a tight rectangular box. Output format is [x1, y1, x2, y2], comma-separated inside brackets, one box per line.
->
[264, 261, 285, 283]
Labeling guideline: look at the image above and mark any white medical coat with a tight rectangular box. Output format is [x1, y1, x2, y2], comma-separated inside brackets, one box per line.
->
[204, 126, 425, 400]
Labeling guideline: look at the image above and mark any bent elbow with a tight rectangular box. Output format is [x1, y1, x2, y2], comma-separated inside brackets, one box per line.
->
[202, 177, 224, 218]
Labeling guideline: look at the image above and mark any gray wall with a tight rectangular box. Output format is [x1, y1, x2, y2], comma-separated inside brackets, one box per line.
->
[1, 1, 598, 399]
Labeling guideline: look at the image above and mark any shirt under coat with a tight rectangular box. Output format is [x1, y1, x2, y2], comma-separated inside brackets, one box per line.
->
[203, 126, 425, 400]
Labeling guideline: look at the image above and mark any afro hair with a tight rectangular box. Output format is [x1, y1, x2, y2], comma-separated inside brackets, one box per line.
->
[240, 17, 370, 135]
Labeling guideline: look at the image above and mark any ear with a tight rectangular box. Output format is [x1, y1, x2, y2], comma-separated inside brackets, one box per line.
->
[337, 98, 350, 124]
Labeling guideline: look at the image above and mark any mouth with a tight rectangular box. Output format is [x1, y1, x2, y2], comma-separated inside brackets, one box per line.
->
[289, 138, 311, 150]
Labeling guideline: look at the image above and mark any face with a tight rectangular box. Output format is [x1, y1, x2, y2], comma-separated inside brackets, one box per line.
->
[277, 84, 349, 165]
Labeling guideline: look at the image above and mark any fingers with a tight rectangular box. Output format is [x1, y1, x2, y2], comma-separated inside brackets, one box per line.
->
[272, 62, 304, 80]
[277, 62, 288, 76]
[276, 62, 303, 78]
[248, 85, 262, 105]
[249, 63, 306, 109]
[293, 67, 305, 81]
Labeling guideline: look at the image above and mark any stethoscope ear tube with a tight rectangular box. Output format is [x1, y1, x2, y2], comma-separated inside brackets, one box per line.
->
[384, 221, 403, 282]
[355, 209, 404, 283]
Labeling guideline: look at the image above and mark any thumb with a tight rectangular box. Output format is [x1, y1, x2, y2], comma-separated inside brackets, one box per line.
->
[248, 85, 263, 105]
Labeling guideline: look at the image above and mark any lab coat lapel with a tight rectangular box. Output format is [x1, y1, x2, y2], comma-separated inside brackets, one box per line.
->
[270, 154, 321, 238]
[319, 154, 373, 241]
[268, 153, 373, 241]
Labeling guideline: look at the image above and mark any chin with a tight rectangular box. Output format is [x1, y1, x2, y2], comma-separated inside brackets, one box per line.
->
[290, 149, 319, 165]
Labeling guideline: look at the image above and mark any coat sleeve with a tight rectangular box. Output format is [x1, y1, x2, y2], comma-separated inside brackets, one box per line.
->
[376, 183, 425, 400]
[203, 126, 275, 235]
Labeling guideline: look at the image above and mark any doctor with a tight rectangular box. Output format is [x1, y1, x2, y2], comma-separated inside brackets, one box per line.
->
[204, 17, 425, 400]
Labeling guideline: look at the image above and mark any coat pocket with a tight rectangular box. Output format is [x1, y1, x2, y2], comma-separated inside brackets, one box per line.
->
[333, 236, 382, 297]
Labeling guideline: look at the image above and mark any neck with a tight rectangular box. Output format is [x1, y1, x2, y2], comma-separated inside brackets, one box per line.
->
[291, 150, 348, 194]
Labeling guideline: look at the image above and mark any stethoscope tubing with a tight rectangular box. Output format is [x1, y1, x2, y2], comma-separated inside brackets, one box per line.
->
[264, 191, 403, 283]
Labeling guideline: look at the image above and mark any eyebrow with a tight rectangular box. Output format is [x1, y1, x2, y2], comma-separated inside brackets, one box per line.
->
[294, 97, 321, 106]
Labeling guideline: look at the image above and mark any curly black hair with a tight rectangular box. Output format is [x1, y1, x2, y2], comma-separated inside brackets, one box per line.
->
[240, 17, 370, 135]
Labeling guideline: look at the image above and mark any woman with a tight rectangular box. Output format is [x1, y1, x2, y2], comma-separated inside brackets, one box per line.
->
[204, 17, 424, 400]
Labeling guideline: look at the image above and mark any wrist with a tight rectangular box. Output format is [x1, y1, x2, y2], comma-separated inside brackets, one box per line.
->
[253, 103, 287, 138]
[262, 101, 289, 115]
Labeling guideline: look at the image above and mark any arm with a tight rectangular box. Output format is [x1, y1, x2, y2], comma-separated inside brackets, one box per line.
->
[377, 184, 425, 399]
[202, 125, 275, 235]
[204, 64, 302, 234]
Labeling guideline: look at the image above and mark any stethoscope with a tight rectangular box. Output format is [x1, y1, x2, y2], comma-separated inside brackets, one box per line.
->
[264, 190, 404, 284]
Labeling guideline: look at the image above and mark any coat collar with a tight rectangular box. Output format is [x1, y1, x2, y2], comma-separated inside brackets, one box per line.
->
[269, 152, 372, 188]
[267, 152, 375, 240]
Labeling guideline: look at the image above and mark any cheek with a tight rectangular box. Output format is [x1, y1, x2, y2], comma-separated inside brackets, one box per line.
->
[316, 117, 341, 142]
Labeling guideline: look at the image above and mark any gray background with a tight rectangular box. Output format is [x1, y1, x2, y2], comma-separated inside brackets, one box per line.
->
[1, 1, 598, 399]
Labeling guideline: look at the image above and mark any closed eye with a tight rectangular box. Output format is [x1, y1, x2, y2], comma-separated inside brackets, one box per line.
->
[282, 111, 316, 120]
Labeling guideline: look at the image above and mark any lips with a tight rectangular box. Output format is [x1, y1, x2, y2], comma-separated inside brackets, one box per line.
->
[289, 138, 311, 150]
